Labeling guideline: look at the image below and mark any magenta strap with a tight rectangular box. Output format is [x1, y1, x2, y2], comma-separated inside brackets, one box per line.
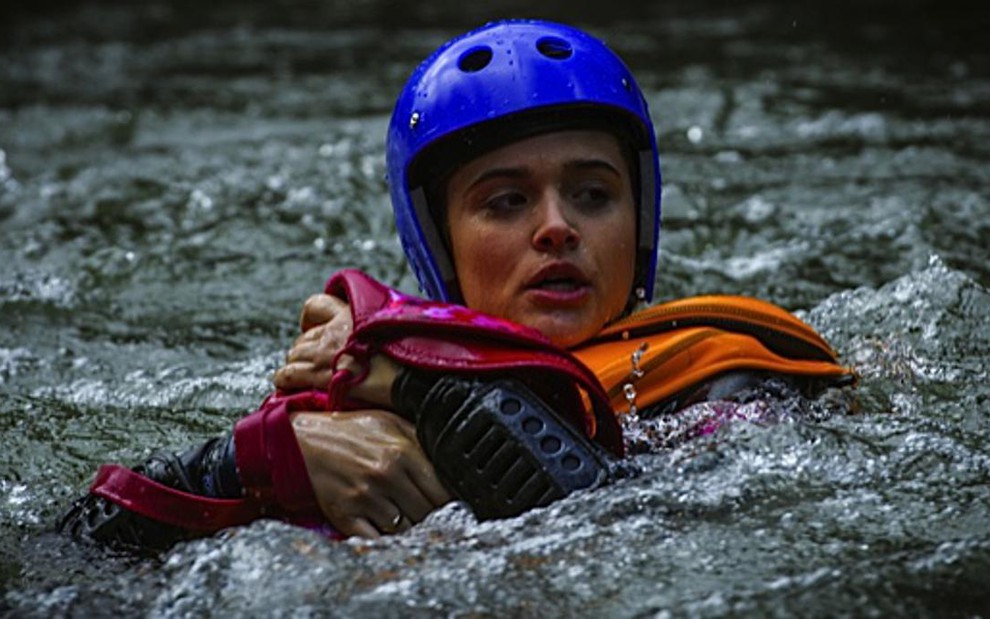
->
[90, 464, 261, 533]
[234, 391, 326, 516]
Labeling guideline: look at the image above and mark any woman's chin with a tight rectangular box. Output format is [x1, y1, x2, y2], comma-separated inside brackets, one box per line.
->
[532, 319, 599, 350]
[502, 303, 614, 349]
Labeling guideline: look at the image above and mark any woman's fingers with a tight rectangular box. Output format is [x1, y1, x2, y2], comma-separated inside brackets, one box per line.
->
[339, 508, 412, 538]
[369, 501, 411, 535]
[285, 338, 334, 366]
[292, 325, 323, 347]
[276, 312, 353, 392]
[338, 517, 382, 540]
[409, 463, 455, 509]
[300, 294, 352, 333]
[393, 419, 454, 507]
[386, 469, 443, 524]
[273, 362, 333, 392]
[290, 323, 347, 362]
[282, 307, 351, 360]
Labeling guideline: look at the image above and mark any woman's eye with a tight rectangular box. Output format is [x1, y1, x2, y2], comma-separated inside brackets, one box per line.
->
[573, 185, 612, 209]
[483, 192, 527, 214]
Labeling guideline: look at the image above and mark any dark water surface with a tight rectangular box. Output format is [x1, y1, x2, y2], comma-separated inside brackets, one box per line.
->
[2, 1, 989, 616]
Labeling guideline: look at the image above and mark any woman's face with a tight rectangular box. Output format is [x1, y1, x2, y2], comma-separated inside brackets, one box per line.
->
[445, 130, 637, 348]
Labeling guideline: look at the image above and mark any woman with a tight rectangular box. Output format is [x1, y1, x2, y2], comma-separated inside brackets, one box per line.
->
[60, 20, 853, 551]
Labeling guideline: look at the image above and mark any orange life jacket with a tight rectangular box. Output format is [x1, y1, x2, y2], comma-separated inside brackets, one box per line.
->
[572, 295, 855, 416]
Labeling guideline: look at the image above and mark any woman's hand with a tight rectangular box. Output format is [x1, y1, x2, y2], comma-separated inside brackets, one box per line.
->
[291, 409, 453, 538]
[274, 292, 399, 407]
[275, 294, 352, 393]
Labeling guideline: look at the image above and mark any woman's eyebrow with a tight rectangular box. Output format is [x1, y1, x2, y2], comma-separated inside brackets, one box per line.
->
[565, 159, 622, 177]
[467, 158, 622, 189]
[466, 166, 529, 190]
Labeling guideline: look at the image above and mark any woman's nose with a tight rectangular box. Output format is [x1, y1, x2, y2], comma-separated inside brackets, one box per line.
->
[532, 193, 580, 252]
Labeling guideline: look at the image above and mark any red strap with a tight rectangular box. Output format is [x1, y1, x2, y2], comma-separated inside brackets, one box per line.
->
[233, 402, 276, 506]
[90, 464, 261, 533]
[234, 391, 327, 516]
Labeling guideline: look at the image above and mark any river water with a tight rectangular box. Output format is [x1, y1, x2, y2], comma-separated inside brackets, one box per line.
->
[2, 1, 989, 616]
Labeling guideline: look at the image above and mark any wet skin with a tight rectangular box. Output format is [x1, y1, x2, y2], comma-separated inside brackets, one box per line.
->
[446, 130, 637, 348]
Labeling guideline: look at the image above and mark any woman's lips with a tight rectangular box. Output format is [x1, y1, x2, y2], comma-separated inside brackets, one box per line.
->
[524, 263, 592, 306]
[535, 279, 584, 292]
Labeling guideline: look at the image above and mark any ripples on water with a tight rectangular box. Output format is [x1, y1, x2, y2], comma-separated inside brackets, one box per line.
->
[2, 1, 989, 616]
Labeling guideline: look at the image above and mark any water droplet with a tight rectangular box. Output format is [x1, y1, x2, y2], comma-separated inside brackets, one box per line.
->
[409, 111, 421, 129]
[623, 383, 637, 401]
[623, 342, 650, 416]
[687, 126, 704, 143]
[623, 383, 639, 417]
[631, 341, 649, 378]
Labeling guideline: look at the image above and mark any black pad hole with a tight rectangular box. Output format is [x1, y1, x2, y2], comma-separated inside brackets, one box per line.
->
[500, 398, 522, 415]
[540, 436, 562, 454]
[562, 454, 581, 471]
[523, 417, 544, 434]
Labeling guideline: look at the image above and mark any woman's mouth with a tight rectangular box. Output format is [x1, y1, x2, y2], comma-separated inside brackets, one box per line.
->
[534, 277, 583, 292]
[525, 264, 592, 305]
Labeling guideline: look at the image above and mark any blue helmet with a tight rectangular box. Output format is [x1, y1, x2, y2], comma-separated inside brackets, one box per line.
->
[387, 19, 662, 304]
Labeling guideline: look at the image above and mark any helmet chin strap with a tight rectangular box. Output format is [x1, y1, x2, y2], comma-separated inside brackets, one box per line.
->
[409, 186, 461, 302]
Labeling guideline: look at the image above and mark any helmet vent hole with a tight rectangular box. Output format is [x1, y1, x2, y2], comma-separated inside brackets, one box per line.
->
[536, 36, 573, 60]
[458, 46, 493, 73]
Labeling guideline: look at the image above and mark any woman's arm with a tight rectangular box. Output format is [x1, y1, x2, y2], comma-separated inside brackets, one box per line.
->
[272, 295, 454, 537]
[275, 290, 613, 526]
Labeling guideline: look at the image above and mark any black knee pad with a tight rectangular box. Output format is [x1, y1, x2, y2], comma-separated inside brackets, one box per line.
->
[416, 378, 612, 520]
